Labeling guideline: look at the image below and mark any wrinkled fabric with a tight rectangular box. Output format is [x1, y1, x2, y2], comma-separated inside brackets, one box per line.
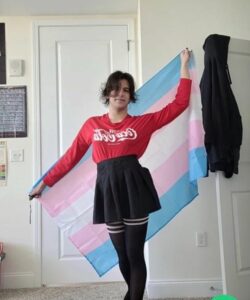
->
[200, 34, 243, 178]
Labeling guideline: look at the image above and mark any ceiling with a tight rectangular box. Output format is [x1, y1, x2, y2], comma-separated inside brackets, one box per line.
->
[0, 0, 138, 16]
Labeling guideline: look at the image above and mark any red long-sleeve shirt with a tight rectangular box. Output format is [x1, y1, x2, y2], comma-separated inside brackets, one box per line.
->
[43, 78, 192, 187]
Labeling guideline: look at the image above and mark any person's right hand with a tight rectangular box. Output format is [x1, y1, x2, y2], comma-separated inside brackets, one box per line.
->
[180, 48, 191, 66]
[29, 180, 47, 200]
[180, 48, 191, 79]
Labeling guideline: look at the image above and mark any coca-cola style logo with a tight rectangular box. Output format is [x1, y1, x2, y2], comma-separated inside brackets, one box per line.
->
[93, 128, 137, 143]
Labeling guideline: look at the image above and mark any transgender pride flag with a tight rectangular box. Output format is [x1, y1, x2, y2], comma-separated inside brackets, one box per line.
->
[32, 52, 207, 276]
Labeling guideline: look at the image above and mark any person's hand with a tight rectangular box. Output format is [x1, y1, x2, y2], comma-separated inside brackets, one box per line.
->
[29, 180, 47, 200]
[180, 48, 191, 79]
[180, 48, 191, 66]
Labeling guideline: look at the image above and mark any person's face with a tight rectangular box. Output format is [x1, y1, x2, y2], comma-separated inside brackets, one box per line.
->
[108, 79, 131, 110]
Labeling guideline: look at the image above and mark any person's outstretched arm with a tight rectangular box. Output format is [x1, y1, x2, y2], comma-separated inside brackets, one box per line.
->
[143, 48, 192, 131]
[29, 120, 91, 199]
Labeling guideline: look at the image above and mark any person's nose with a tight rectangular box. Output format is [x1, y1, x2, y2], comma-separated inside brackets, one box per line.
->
[118, 88, 122, 96]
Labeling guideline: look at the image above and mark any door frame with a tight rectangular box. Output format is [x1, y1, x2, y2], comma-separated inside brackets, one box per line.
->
[215, 37, 250, 297]
[32, 17, 137, 287]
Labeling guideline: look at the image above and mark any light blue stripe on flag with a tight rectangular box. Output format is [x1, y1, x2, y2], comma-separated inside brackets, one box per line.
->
[189, 147, 207, 182]
[86, 239, 118, 276]
[146, 172, 198, 240]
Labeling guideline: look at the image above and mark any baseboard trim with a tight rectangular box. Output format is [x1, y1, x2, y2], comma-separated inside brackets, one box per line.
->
[1, 272, 35, 289]
[147, 278, 223, 298]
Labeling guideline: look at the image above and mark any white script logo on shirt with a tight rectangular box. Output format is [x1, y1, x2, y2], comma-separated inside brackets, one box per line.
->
[93, 128, 137, 143]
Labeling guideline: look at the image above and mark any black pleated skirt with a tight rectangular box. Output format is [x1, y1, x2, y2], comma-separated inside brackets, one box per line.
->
[93, 155, 161, 224]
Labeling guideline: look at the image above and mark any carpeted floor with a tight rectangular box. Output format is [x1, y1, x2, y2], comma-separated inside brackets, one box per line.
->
[0, 282, 211, 300]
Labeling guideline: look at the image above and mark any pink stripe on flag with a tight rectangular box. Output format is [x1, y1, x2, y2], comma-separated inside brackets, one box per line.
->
[152, 141, 189, 196]
[39, 157, 96, 217]
[189, 120, 205, 150]
[69, 223, 109, 255]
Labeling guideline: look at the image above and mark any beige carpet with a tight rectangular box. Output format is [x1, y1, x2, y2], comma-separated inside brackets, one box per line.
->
[0, 282, 211, 300]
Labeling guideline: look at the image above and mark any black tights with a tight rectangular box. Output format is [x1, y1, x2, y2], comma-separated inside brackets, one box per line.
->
[108, 222, 148, 300]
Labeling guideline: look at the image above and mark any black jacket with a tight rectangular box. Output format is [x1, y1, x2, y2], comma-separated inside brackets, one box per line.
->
[199, 34, 243, 178]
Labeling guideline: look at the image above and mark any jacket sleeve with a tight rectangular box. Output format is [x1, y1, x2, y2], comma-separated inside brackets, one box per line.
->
[144, 78, 192, 131]
[43, 120, 91, 187]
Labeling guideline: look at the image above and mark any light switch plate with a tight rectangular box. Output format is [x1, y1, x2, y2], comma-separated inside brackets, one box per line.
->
[10, 149, 24, 162]
[195, 231, 207, 247]
[9, 59, 24, 76]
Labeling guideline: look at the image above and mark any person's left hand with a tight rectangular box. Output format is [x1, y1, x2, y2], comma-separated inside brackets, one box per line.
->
[180, 48, 191, 65]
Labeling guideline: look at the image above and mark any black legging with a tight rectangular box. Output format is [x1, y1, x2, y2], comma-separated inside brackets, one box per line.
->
[107, 221, 148, 300]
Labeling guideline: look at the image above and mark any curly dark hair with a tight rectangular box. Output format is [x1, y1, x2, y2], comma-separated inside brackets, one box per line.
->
[100, 71, 137, 105]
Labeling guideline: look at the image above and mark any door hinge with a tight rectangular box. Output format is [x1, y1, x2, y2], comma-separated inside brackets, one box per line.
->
[127, 40, 132, 51]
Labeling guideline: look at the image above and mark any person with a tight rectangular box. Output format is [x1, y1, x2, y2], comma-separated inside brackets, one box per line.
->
[29, 48, 191, 300]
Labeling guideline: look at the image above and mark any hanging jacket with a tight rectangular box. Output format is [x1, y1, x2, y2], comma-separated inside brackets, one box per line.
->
[200, 34, 243, 178]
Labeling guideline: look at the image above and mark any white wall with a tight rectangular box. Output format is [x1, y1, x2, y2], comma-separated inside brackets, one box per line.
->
[0, 17, 35, 288]
[139, 0, 250, 298]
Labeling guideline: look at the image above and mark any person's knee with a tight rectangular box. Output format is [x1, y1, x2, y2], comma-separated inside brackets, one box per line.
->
[127, 247, 145, 266]
[118, 249, 129, 263]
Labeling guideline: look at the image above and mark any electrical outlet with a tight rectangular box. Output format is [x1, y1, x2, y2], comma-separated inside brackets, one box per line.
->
[195, 232, 207, 247]
[10, 149, 24, 162]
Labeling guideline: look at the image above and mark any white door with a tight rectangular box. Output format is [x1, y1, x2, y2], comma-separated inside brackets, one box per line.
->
[216, 38, 250, 300]
[36, 20, 135, 286]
